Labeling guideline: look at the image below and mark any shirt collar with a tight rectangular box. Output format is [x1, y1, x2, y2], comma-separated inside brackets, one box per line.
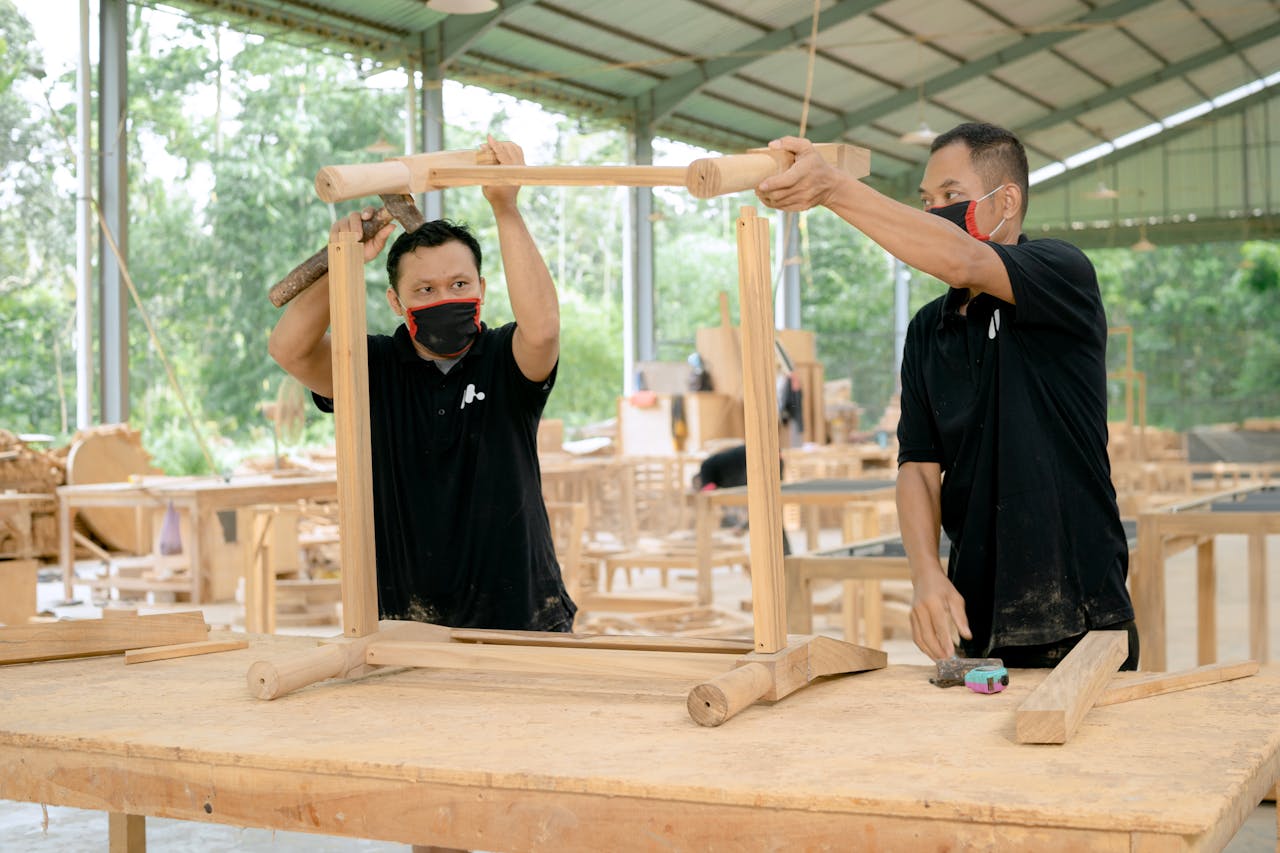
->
[392, 322, 489, 365]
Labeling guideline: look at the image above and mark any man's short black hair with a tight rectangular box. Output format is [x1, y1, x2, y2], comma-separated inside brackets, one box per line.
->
[386, 219, 483, 292]
[931, 122, 1029, 218]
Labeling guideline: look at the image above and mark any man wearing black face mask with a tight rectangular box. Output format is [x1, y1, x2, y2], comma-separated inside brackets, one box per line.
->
[268, 135, 576, 634]
[755, 123, 1136, 671]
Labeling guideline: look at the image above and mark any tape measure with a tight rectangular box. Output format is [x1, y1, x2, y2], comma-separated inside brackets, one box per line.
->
[964, 664, 1009, 694]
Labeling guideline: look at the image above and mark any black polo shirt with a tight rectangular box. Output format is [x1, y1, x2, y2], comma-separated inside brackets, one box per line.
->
[897, 234, 1132, 654]
[314, 322, 576, 631]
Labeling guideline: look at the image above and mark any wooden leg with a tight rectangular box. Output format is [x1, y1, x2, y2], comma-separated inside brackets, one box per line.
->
[862, 579, 883, 649]
[59, 495, 74, 602]
[785, 565, 812, 634]
[840, 581, 859, 644]
[804, 505, 820, 552]
[1195, 538, 1215, 666]
[1248, 533, 1268, 664]
[1132, 517, 1167, 671]
[695, 496, 713, 607]
[108, 813, 145, 853]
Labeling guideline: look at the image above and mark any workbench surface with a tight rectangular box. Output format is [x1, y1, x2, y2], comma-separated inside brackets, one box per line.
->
[1, 632, 1276, 851]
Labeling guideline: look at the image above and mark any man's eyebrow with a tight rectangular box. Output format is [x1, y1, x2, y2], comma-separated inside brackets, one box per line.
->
[918, 177, 961, 195]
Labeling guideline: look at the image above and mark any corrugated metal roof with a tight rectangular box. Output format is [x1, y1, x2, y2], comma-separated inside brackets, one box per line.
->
[153, 0, 1278, 243]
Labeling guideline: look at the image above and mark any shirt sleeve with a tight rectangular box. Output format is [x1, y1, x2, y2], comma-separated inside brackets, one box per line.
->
[987, 238, 1103, 339]
[897, 313, 943, 467]
[499, 322, 557, 414]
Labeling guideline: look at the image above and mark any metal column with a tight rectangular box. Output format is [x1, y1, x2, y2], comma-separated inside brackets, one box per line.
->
[98, 0, 128, 424]
[775, 211, 801, 329]
[622, 120, 655, 392]
[419, 34, 445, 221]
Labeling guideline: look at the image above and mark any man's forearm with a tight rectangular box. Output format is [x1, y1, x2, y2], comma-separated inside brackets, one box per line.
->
[492, 204, 559, 344]
[896, 463, 945, 583]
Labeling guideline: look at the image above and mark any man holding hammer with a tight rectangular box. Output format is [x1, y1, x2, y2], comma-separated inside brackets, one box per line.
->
[756, 123, 1137, 671]
[268, 136, 576, 633]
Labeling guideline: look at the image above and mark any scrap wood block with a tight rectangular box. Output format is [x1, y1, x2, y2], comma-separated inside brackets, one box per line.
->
[125, 639, 250, 665]
[0, 610, 209, 665]
[1016, 631, 1128, 744]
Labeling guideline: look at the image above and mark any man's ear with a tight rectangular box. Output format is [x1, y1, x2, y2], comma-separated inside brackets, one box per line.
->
[478, 276, 486, 304]
[386, 287, 403, 315]
[1002, 184, 1023, 222]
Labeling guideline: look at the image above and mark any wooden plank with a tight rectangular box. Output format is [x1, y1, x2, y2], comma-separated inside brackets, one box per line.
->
[735, 206, 787, 655]
[0, 558, 37, 626]
[1096, 660, 1259, 707]
[448, 628, 751, 654]
[108, 812, 146, 853]
[124, 639, 250, 665]
[0, 611, 209, 665]
[328, 231, 379, 638]
[366, 640, 734, 681]
[1016, 631, 1129, 744]
[423, 165, 688, 189]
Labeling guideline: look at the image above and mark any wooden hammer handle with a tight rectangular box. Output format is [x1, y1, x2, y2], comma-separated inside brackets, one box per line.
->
[268, 208, 394, 308]
[687, 662, 773, 726]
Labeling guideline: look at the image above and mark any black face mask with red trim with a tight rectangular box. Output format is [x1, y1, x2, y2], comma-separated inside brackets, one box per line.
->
[403, 297, 481, 357]
[927, 183, 1009, 241]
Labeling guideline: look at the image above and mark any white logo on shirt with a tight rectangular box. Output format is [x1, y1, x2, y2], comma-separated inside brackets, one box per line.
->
[988, 308, 1001, 340]
[461, 383, 487, 410]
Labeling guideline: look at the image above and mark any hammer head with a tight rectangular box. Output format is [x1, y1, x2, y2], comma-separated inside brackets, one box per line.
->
[930, 656, 1005, 688]
[379, 192, 427, 234]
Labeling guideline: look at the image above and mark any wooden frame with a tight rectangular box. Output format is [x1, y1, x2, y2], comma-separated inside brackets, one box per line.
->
[254, 157, 886, 726]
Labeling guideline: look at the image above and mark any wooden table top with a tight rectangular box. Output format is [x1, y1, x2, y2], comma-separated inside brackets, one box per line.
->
[0, 632, 1276, 851]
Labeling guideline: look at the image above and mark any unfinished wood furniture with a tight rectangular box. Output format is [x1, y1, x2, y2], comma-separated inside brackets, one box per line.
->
[0, 492, 56, 560]
[787, 520, 1142, 648]
[56, 472, 337, 604]
[1133, 483, 1280, 672]
[242, 503, 341, 634]
[3, 640, 1278, 851]
[272, 200, 884, 728]
[693, 477, 896, 605]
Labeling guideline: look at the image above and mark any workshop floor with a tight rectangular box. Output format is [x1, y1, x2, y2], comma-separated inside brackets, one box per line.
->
[2, 530, 1277, 851]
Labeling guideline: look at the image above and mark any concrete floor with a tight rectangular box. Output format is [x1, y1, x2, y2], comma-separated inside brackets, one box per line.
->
[1, 531, 1276, 850]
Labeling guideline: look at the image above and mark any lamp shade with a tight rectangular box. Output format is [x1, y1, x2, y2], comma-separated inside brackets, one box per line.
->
[426, 0, 498, 13]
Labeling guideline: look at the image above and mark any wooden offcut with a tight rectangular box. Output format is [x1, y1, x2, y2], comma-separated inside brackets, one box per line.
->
[0, 611, 209, 665]
[124, 639, 249, 665]
[1096, 659, 1259, 706]
[1015, 631, 1128, 744]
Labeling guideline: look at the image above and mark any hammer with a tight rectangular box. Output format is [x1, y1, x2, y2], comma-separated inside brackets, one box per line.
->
[268, 192, 423, 308]
[930, 655, 1005, 688]
[270, 146, 500, 308]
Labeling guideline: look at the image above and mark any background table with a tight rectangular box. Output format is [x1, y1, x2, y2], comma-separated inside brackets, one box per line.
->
[694, 478, 896, 604]
[1, 633, 1276, 851]
[1134, 484, 1279, 671]
[57, 473, 337, 603]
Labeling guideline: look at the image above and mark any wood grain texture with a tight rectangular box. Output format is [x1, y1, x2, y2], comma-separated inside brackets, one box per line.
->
[1016, 631, 1129, 744]
[1096, 660, 1258, 706]
[124, 639, 250, 665]
[0, 611, 209, 665]
[327, 232, 379, 638]
[4, 641, 1279, 851]
[735, 206, 786, 654]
